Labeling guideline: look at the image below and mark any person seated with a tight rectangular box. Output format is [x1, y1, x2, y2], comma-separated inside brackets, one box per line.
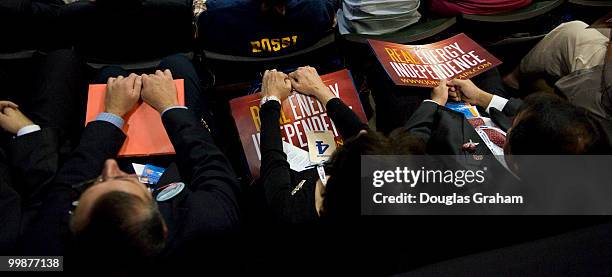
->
[259, 67, 425, 224]
[503, 21, 611, 120]
[20, 55, 240, 273]
[337, 0, 421, 35]
[60, 0, 193, 61]
[0, 0, 65, 52]
[197, 0, 337, 56]
[0, 49, 85, 253]
[429, 0, 532, 17]
[404, 77, 610, 173]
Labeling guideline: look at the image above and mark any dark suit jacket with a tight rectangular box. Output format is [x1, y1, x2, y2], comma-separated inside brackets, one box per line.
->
[21, 109, 241, 258]
[0, 128, 60, 254]
[404, 99, 522, 157]
[403, 100, 522, 200]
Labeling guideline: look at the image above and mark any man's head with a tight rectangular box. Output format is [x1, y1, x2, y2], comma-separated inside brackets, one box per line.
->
[504, 93, 608, 173]
[321, 129, 426, 220]
[70, 160, 166, 268]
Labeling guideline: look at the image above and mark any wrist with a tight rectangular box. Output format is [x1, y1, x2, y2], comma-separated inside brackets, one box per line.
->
[315, 88, 336, 106]
[476, 90, 493, 108]
[431, 97, 446, 106]
[104, 108, 125, 118]
[156, 103, 177, 114]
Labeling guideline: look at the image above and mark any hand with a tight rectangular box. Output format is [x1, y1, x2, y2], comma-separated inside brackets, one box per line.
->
[261, 69, 291, 101]
[105, 73, 142, 118]
[447, 78, 492, 107]
[140, 70, 178, 113]
[288, 66, 335, 105]
[0, 103, 34, 135]
[431, 79, 449, 106]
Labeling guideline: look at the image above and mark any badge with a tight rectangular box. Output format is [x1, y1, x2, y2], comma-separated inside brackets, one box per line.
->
[306, 130, 336, 164]
[317, 165, 328, 186]
[462, 139, 479, 153]
[155, 182, 185, 202]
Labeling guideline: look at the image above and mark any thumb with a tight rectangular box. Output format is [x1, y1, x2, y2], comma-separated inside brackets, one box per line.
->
[289, 78, 300, 91]
[447, 78, 464, 87]
[438, 78, 447, 88]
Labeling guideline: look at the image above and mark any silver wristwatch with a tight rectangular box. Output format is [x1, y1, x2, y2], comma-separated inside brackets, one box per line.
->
[260, 95, 281, 107]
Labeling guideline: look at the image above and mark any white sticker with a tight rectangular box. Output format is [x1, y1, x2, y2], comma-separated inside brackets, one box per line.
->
[306, 130, 337, 164]
[155, 182, 185, 202]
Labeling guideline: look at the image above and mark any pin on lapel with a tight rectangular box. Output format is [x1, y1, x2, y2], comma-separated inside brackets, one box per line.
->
[462, 139, 479, 153]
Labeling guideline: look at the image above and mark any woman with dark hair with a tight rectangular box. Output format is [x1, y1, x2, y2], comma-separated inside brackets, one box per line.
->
[258, 67, 425, 224]
[197, 0, 337, 57]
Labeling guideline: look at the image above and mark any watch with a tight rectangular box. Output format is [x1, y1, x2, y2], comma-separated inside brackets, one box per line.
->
[260, 95, 281, 107]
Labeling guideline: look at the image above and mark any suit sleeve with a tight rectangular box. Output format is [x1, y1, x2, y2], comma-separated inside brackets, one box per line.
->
[502, 98, 524, 117]
[7, 128, 59, 202]
[161, 108, 240, 225]
[326, 98, 368, 139]
[259, 101, 317, 224]
[53, 120, 126, 186]
[403, 101, 440, 144]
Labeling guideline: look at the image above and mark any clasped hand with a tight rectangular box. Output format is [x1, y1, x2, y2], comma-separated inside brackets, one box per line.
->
[105, 70, 179, 117]
[262, 66, 336, 106]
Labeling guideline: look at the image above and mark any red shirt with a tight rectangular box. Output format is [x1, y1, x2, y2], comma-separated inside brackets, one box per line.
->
[430, 0, 533, 17]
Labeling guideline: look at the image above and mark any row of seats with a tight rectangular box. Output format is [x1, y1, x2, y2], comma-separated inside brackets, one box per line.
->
[0, 0, 608, 74]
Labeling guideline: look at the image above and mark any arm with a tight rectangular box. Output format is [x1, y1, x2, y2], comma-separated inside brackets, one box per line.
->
[326, 98, 368, 139]
[403, 101, 440, 143]
[7, 128, 59, 201]
[141, 70, 240, 225]
[161, 108, 240, 201]
[404, 80, 449, 143]
[259, 69, 318, 224]
[289, 66, 368, 139]
[259, 100, 317, 224]
[53, 120, 125, 186]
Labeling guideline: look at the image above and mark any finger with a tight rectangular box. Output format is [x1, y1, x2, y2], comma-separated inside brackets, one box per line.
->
[155, 70, 164, 77]
[289, 78, 301, 91]
[116, 75, 124, 81]
[163, 69, 173, 79]
[449, 91, 458, 98]
[438, 78, 447, 88]
[133, 76, 143, 95]
[107, 77, 116, 86]
[0, 101, 18, 110]
[447, 78, 463, 87]
[287, 70, 298, 79]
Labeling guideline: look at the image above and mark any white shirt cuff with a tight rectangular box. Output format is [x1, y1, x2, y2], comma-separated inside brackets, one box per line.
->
[423, 99, 441, 106]
[486, 95, 509, 114]
[161, 106, 188, 117]
[16, 124, 41, 137]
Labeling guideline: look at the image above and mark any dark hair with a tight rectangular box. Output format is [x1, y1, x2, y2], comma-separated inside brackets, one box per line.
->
[507, 93, 606, 155]
[260, 0, 289, 17]
[321, 129, 425, 221]
[72, 191, 166, 271]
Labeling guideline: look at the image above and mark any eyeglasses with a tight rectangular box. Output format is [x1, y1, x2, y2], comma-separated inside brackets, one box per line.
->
[71, 174, 141, 194]
[69, 174, 142, 214]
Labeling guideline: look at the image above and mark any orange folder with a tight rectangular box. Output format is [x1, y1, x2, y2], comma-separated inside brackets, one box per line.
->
[85, 79, 185, 157]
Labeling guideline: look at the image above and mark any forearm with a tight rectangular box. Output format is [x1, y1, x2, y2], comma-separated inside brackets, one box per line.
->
[8, 128, 59, 199]
[54, 121, 125, 186]
[162, 108, 239, 196]
[326, 98, 368, 139]
[403, 101, 439, 143]
[259, 101, 295, 207]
